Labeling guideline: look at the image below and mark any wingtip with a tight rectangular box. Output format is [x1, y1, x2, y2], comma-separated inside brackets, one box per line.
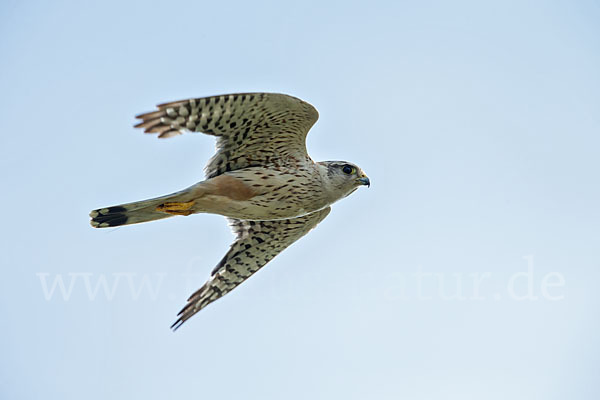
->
[135, 109, 165, 120]
[170, 318, 185, 331]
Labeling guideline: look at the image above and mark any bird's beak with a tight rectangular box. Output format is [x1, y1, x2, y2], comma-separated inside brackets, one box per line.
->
[357, 177, 370, 187]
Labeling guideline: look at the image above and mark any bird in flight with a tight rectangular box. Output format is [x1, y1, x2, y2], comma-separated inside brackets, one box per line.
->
[89, 93, 369, 330]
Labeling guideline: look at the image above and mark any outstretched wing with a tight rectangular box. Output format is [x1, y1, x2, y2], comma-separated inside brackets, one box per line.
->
[134, 93, 319, 178]
[171, 207, 331, 330]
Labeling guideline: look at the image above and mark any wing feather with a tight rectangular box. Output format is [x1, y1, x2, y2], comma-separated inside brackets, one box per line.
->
[134, 92, 319, 178]
[171, 207, 331, 330]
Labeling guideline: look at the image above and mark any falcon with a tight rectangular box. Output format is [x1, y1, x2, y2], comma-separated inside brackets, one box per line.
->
[89, 93, 370, 330]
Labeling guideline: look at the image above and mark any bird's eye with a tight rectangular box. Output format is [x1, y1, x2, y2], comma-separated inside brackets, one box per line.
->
[342, 165, 355, 175]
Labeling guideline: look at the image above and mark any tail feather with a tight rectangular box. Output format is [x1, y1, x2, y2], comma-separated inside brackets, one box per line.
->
[90, 193, 183, 228]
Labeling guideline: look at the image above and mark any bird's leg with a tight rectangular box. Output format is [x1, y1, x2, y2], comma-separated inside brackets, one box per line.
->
[156, 201, 196, 216]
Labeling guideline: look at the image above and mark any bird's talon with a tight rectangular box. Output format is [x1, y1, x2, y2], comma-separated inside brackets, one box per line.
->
[156, 201, 196, 216]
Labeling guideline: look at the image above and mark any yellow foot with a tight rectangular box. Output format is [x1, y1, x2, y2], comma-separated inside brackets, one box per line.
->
[156, 201, 196, 216]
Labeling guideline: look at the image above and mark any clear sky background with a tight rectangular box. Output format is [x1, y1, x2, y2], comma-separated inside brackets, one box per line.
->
[1, 0, 599, 399]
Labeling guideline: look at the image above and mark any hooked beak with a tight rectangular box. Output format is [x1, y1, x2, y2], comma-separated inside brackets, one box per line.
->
[357, 177, 370, 187]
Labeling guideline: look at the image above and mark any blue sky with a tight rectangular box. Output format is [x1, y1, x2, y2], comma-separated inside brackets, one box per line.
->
[1, 0, 599, 399]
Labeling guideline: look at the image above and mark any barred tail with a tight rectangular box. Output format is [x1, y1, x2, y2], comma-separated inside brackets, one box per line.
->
[89, 192, 184, 228]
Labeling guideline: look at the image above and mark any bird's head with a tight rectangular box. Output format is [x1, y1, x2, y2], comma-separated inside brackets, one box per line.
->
[317, 161, 370, 201]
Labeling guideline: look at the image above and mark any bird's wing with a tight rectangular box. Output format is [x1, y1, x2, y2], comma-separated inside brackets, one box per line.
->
[171, 207, 331, 330]
[134, 92, 319, 178]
